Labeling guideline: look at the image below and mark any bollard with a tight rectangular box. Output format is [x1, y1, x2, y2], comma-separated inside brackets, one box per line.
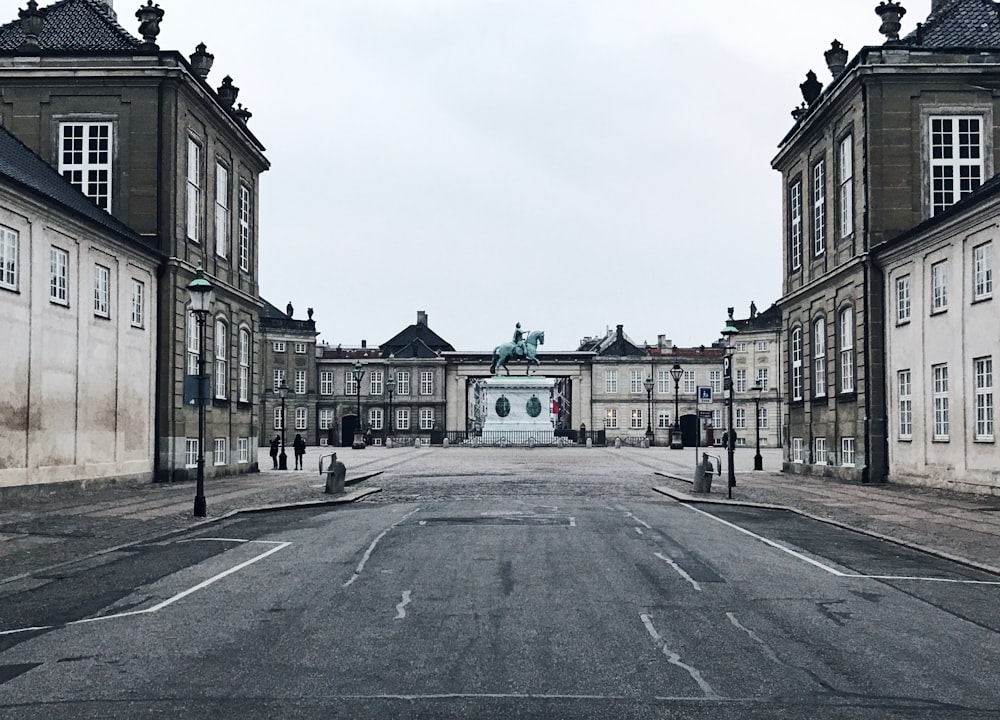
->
[614, 437, 622, 449]
[586, 437, 593, 448]
[443, 437, 450, 449]
[386, 437, 393, 449]
[557, 437, 565, 448]
[415, 438, 422, 449]
[321, 452, 346, 494]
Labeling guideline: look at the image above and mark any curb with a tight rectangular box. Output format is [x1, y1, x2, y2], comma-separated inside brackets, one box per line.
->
[650, 476, 1000, 577]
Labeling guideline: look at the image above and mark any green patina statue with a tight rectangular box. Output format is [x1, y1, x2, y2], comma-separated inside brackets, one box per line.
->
[491, 323, 545, 376]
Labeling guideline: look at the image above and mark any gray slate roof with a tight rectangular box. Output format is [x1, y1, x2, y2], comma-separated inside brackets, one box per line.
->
[0, 0, 140, 52]
[0, 123, 151, 248]
[903, 0, 1000, 48]
[380, 322, 454, 359]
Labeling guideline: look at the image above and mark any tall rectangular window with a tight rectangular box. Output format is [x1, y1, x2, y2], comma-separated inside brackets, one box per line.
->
[396, 408, 410, 430]
[896, 275, 911, 323]
[273, 406, 284, 430]
[604, 408, 618, 429]
[735, 369, 747, 393]
[93, 263, 110, 317]
[657, 410, 671, 429]
[345, 371, 358, 395]
[215, 163, 230, 259]
[213, 437, 227, 466]
[840, 307, 855, 393]
[319, 409, 334, 430]
[369, 408, 383, 431]
[792, 438, 803, 463]
[975, 357, 994, 441]
[812, 158, 826, 256]
[930, 116, 983, 215]
[931, 260, 948, 313]
[187, 313, 200, 375]
[756, 368, 769, 391]
[813, 317, 826, 397]
[295, 369, 306, 395]
[682, 370, 696, 394]
[841, 437, 855, 466]
[838, 134, 853, 237]
[709, 370, 722, 394]
[933, 363, 949, 441]
[791, 327, 803, 401]
[131, 279, 145, 327]
[419, 408, 435, 430]
[735, 407, 747, 430]
[396, 371, 410, 395]
[370, 370, 384, 395]
[60, 122, 111, 210]
[420, 371, 434, 395]
[214, 320, 228, 399]
[605, 370, 618, 394]
[295, 407, 307, 430]
[758, 406, 769, 429]
[630, 409, 643, 429]
[973, 242, 993, 301]
[185, 439, 198, 468]
[0, 225, 17, 291]
[186, 137, 201, 242]
[238, 437, 250, 464]
[630, 370, 643, 394]
[273, 368, 285, 392]
[50, 247, 69, 305]
[320, 371, 334, 395]
[239, 184, 252, 272]
[238, 328, 250, 402]
[815, 437, 827, 464]
[789, 179, 802, 271]
[657, 369, 670, 394]
[898, 370, 913, 439]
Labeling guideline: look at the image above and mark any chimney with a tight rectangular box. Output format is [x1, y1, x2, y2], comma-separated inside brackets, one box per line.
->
[361, 339, 367, 349]
[930, 0, 947, 13]
[417, 310, 428, 326]
[657, 335, 673, 350]
[616, 324, 624, 342]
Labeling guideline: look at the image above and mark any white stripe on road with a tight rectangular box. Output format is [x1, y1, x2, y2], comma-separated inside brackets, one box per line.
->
[343, 507, 421, 588]
[0, 541, 292, 636]
[841, 574, 1000, 585]
[640, 614, 722, 700]
[654, 552, 702, 592]
[634, 527, 644, 536]
[683, 504, 846, 576]
[395, 590, 412, 620]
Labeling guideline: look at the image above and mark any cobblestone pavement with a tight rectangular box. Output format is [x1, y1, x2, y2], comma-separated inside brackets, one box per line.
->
[2, 445, 999, 585]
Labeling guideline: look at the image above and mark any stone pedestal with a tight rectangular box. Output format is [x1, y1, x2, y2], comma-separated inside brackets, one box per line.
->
[481, 376, 556, 445]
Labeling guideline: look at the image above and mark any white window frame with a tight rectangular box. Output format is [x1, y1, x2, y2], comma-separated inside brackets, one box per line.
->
[630, 370, 643, 394]
[396, 408, 410, 430]
[755, 340, 769, 352]
[840, 306, 855, 394]
[131, 279, 144, 328]
[758, 406, 769, 429]
[419, 371, 434, 396]
[933, 363, 950, 441]
[273, 341, 286, 352]
[813, 317, 826, 398]
[213, 437, 227, 466]
[319, 408, 334, 430]
[931, 260, 948, 313]
[345, 371, 359, 396]
[273, 406, 284, 430]
[755, 368, 769, 391]
[186, 136, 202, 242]
[838, 134, 853, 237]
[419, 408, 435, 430]
[815, 437, 827, 465]
[295, 407, 307, 430]
[0, 225, 17, 291]
[604, 408, 618, 429]
[237, 437, 250, 464]
[792, 437, 803, 463]
[898, 369, 913, 439]
[295, 369, 307, 395]
[973, 242, 993, 301]
[630, 408, 643, 429]
[93, 263, 110, 317]
[185, 438, 198, 468]
[790, 179, 802, 271]
[929, 115, 983, 215]
[214, 320, 228, 400]
[735, 369, 747, 394]
[238, 328, 250, 403]
[735, 407, 747, 430]
[812, 158, 826, 256]
[605, 370, 618, 394]
[791, 327, 803, 401]
[841, 437, 855, 466]
[294, 342, 307, 354]
[60, 121, 112, 211]
[657, 369, 671, 394]
[273, 368, 285, 392]
[682, 370, 696, 394]
[709, 370, 722, 394]
[896, 275, 911, 323]
[50, 246, 69, 305]
[239, 184, 252, 272]
[187, 312, 200, 376]
[320, 371, 334, 395]
[370, 408, 384, 430]
[396, 371, 410, 395]
[215, 162, 230, 259]
[371, 370, 384, 396]
[656, 410, 671, 429]
[974, 357, 994, 441]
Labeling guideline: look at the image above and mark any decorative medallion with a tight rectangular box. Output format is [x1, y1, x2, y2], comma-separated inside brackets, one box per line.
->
[526, 395, 542, 418]
[495, 395, 511, 418]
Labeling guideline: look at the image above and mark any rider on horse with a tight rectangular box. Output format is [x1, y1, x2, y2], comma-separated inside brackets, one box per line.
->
[512, 323, 528, 357]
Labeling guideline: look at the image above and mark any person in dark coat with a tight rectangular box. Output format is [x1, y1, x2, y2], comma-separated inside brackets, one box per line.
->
[269, 435, 280, 469]
[292, 433, 306, 470]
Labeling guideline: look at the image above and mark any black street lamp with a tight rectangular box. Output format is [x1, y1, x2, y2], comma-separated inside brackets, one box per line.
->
[643, 375, 654, 445]
[752, 382, 764, 471]
[386, 371, 396, 441]
[277, 381, 288, 470]
[186, 266, 214, 517]
[721, 321, 740, 498]
[669, 363, 683, 449]
[352, 360, 365, 444]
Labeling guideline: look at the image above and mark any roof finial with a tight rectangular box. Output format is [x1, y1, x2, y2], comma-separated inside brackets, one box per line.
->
[876, 1, 907, 43]
[18, 1, 45, 52]
[135, 1, 164, 49]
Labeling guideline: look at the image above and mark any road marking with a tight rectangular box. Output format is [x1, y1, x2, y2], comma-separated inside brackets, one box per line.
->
[654, 552, 702, 591]
[634, 528, 644, 536]
[569, 516, 576, 527]
[339, 692, 726, 701]
[683, 504, 846, 576]
[343, 507, 421, 588]
[842, 574, 1000, 585]
[625, 512, 653, 530]
[395, 590, 412, 620]
[640, 614, 722, 700]
[0, 541, 291, 636]
[727, 613, 782, 664]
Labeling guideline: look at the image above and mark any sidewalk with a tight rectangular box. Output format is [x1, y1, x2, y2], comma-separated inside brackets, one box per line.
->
[651, 447, 1000, 575]
[0, 446, 386, 585]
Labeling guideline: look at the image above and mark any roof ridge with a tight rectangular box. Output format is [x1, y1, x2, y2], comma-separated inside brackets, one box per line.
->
[0, 0, 141, 52]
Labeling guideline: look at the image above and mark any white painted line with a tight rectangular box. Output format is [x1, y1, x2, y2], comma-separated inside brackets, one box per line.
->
[640, 614, 722, 700]
[338, 693, 720, 702]
[634, 528, 644, 536]
[179, 537, 248, 544]
[625, 512, 653, 530]
[395, 590, 412, 620]
[727, 613, 781, 665]
[842, 574, 1000, 585]
[418, 520, 427, 526]
[0, 541, 292, 636]
[683, 504, 846, 576]
[344, 507, 421, 588]
[654, 552, 702, 592]
[569, 517, 576, 527]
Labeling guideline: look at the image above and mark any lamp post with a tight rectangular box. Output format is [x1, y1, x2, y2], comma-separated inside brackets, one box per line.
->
[186, 266, 214, 517]
[277, 381, 288, 470]
[721, 321, 740, 498]
[643, 375, 654, 445]
[385, 371, 396, 442]
[352, 360, 365, 443]
[752, 383, 764, 471]
[669, 363, 683, 448]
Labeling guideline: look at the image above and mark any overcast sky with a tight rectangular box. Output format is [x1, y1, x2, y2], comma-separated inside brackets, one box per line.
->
[135, 1, 928, 350]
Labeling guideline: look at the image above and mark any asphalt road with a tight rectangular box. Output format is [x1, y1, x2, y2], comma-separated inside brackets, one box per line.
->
[1, 451, 998, 719]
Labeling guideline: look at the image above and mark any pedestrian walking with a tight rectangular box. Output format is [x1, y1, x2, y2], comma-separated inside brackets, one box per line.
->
[269, 435, 280, 469]
[293, 433, 306, 470]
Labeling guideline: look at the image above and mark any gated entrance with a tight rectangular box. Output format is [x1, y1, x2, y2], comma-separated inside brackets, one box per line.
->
[341, 415, 360, 448]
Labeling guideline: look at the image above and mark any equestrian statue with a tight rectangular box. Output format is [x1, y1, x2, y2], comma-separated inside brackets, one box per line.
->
[490, 322, 545, 376]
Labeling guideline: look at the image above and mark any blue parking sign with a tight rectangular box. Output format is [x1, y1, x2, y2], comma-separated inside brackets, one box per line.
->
[697, 386, 712, 404]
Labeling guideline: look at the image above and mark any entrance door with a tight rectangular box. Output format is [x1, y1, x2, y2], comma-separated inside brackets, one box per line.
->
[679, 414, 699, 447]
[341, 415, 359, 448]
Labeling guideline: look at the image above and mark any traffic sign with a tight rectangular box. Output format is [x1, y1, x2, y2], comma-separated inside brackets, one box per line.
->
[698, 410, 713, 419]
[697, 386, 712, 404]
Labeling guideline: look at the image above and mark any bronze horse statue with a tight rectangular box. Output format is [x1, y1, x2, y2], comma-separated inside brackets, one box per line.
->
[491, 330, 544, 376]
